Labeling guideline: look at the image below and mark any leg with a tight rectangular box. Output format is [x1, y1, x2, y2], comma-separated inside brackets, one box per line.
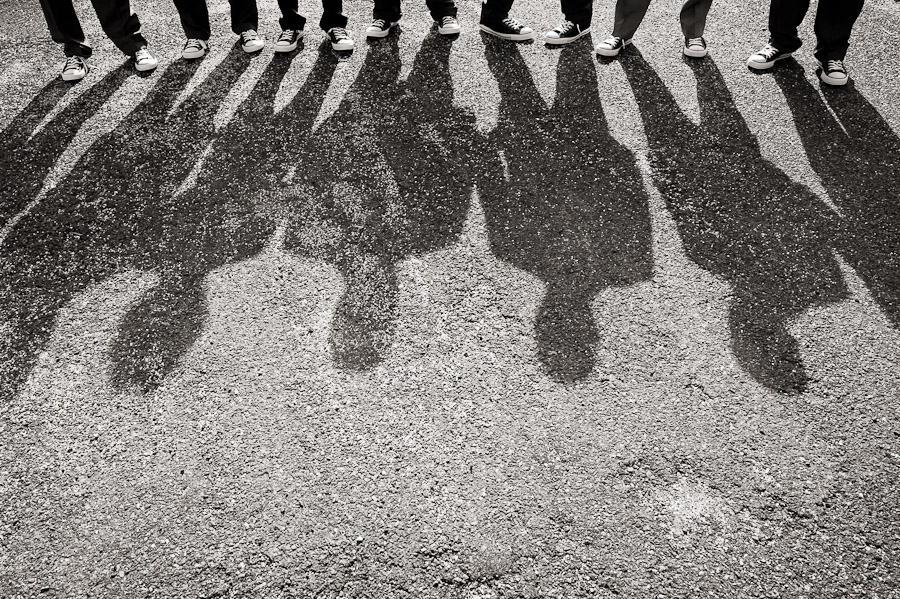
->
[373, 0, 402, 22]
[767, 0, 810, 53]
[39, 0, 92, 57]
[680, 0, 713, 38]
[561, 0, 592, 27]
[229, 0, 259, 34]
[611, 0, 653, 39]
[812, 0, 864, 61]
[320, 0, 348, 30]
[481, 0, 515, 23]
[171, 0, 212, 39]
[88, 0, 147, 55]
[277, 0, 307, 30]
[425, 0, 457, 21]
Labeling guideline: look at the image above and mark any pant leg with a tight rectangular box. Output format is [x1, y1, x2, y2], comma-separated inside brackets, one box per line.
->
[172, 0, 212, 39]
[767, 0, 809, 53]
[812, 0, 864, 61]
[229, 0, 259, 34]
[561, 0, 592, 27]
[611, 0, 652, 39]
[319, 0, 348, 30]
[39, 0, 92, 57]
[373, 0, 402, 22]
[277, 0, 307, 30]
[425, 0, 457, 20]
[679, 0, 712, 38]
[89, 0, 147, 55]
[481, 0, 515, 24]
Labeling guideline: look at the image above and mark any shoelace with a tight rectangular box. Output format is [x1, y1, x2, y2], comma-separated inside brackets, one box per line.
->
[63, 56, 84, 73]
[135, 48, 152, 63]
[759, 44, 780, 60]
[184, 38, 205, 51]
[687, 37, 704, 47]
[441, 16, 457, 26]
[241, 30, 259, 43]
[371, 19, 387, 29]
[826, 59, 845, 73]
[602, 36, 622, 47]
[502, 18, 524, 31]
[554, 20, 576, 35]
[331, 27, 349, 40]
[277, 30, 296, 42]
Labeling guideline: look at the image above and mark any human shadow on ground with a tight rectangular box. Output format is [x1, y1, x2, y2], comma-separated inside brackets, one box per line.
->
[0, 67, 129, 225]
[620, 52, 847, 393]
[773, 64, 900, 331]
[0, 46, 262, 400]
[282, 33, 475, 369]
[110, 43, 339, 389]
[476, 39, 653, 383]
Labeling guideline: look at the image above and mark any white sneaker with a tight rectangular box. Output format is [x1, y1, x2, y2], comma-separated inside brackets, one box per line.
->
[328, 27, 355, 51]
[134, 47, 158, 72]
[436, 16, 461, 35]
[683, 36, 707, 58]
[182, 38, 209, 59]
[61, 55, 88, 81]
[240, 29, 264, 53]
[366, 19, 397, 38]
[274, 28, 304, 52]
[595, 36, 631, 57]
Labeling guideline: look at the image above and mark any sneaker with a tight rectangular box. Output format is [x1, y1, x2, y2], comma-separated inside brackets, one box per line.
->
[182, 38, 209, 59]
[61, 55, 87, 82]
[595, 36, 631, 57]
[134, 47, 158, 72]
[544, 20, 590, 45]
[437, 15, 461, 35]
[240, 29, 264, 53]
[818, 59, 848, 86]
[683, 36, 707, 58]
[328, 27, 355, 51]
[747, 43, 791, 70]
[366, 19, 397, 39]
[479, 18, 534, 41]
[274, 28, 304, 52]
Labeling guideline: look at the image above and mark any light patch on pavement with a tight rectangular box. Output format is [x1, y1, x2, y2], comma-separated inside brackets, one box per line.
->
[660, 479, 731, 537]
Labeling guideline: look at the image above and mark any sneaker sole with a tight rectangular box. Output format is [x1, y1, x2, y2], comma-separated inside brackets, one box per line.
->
[331, 41, 355, 51]
[479, 23, 534, 41]
[746, 52, 791, 70]
[366, 24, 396, 39]
[595, 38, 631, 57]
[242, 43, 264, 54]
[437, 24, 461, 35]
[544, 27, 591, 45]
[182, 48, 208, 59]
[61, 70, 86, 82]
[683, 46, 708, 58]
[135, 61, 158, 72]
[274, 31, 305, 53]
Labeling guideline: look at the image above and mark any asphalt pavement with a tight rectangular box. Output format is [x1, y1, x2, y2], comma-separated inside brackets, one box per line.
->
[1, 0, 899, 597]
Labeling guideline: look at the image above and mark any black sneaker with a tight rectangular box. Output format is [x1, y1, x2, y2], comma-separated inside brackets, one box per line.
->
[366, 19, 397, 39]
[747, 43, 791, 70]
[543, 20, 590, 45]
[328, 27, 355, 51]
[683, 36, 707, 58]
[61, 55, 88, 81]
[436, 15, 461, 35]
[274, 28, 304, 52]
[479, 18, 534, 41]
[240, 29, 264, 53]
[595, 36, 631, 57]
[817, 59, 848, 86]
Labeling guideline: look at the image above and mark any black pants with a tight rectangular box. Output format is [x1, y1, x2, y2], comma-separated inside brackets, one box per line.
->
[768, 0, 864, 61]
[373, 0, 457, 23]
[482, 0, 592, 26]
[39, 0, 146, 57]
[172, 0, 346, 36]
[612, 0, 713, 39]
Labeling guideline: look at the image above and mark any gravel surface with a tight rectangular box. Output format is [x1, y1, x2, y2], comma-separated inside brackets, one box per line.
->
[1, 0, 899, 597]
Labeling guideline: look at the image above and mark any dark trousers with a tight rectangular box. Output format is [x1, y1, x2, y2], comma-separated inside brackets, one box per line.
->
[39, 0, 146, 57]
[612, 0, 713, 39]
[373, 0, 457, 23]
[277, 0, 347, 31]
[482, 0, 591, 25]
[172, 0, 257, 37]
[768, 0, 864, 61]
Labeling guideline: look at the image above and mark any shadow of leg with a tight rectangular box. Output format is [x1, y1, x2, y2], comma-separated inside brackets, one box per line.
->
[536, 281, 598, 383]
